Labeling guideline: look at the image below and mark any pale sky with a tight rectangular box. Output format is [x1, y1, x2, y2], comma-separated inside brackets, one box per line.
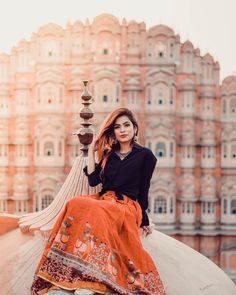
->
[0, 0, 235, 81]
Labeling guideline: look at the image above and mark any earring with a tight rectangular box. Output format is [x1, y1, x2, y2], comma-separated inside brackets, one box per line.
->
[134, 133, 138, 142]
[113, 138, 118, 145]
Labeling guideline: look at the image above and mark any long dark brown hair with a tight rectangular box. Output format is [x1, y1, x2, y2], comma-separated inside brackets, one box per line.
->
[95, 108, 139, 173]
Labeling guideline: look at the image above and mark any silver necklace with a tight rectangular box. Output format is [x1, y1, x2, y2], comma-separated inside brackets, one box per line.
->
[115, 150, 132, 160]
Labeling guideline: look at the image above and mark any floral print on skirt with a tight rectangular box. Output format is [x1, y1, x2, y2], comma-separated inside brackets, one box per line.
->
[31, 191, 166, 295]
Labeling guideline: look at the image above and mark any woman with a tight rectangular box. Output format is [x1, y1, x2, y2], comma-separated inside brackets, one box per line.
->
[31, 108, 166, 295]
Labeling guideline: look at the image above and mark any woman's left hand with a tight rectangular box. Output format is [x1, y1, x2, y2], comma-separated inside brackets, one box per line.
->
[139, 226, 153, 238]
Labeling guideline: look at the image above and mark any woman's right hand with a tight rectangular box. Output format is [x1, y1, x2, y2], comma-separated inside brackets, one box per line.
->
[139, 226, 153, 238]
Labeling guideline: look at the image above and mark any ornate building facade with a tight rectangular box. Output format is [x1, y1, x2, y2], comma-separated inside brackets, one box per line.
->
[0, 14, 235, 281]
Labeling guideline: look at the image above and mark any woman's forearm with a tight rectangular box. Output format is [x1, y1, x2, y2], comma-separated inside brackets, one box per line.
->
[87, 146, 96, 174]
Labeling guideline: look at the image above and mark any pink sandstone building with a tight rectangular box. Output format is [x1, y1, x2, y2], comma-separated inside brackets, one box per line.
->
[0, 14, 235, 282]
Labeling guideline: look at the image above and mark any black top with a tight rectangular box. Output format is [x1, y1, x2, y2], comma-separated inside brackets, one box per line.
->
[83, 143, 157, 227]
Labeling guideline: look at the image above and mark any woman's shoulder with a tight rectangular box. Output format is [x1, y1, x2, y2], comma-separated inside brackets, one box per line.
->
[133, 143, 156, 158]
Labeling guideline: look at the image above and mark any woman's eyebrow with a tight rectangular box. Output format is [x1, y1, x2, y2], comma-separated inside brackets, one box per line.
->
[114, 121, 130, 126]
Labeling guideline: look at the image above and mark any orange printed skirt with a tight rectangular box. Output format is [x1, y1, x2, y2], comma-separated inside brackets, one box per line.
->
[31, 191, 166, 295]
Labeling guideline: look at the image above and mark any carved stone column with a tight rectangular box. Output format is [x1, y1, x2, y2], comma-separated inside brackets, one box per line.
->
[76, 80, 94, 156]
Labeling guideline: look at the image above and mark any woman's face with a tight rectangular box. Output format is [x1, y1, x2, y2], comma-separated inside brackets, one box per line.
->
[113, 115, 136, 145]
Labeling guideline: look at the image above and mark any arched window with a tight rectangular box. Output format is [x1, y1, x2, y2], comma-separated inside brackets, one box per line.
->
[101, 41, 110, 55]
[223, 144, 227, 158]
[45, 40, 60, 57]
[47, 86, 54, 104]
[95, 78, 116, 104]
[231, 143, 236, 159]
[187, 146, 192, 158]
[103, 95, 108, 102]
[154, 196, 167, 214]
[203, 202, 214, 214]
[157, 87, 164, 105]
[207, 147, 211, 158]
[170, 142, 174, 157]
[182, 202, 194, 214]
[147, 87, 151, 105]
[103, 48, 108, 55]
[155, 41, 167, 59]
[155, 142, 166, 157]
[229, 98, 236, 113]
[44, 141, 54, 156]
[223, 199, 227, 214]
[182, 91, 194, 109]
[187, 203, 191, 213]
[153, 83, 168, 106]
[170, 198, 173, 213]
[42, 194, 54, 210]
[222, 99, 226, 113]
[231, 199, 236, 214]
[58, 141, 62, 157]
[170, 87, 174, 105]
[116, 84, 120, 103]
[170, 43, 174, 58]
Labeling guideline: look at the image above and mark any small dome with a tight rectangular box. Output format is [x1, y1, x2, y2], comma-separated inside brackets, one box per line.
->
[38, 23, 64, 37]
[222, 75, 236, 86]
[127, 20, 140, 32]
[93, 13, 120, 25]
[221, 75, 236, 95]
[181, 40, 194, 51]
[148, 24, 175, 37]
[91, 13, 120, 34]
[202, 53, 214, 63]
[72, 20, 84, 33]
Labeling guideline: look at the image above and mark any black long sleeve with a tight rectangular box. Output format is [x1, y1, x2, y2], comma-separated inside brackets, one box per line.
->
[138, 149, 157, 227]
[83, 162, 102, 187]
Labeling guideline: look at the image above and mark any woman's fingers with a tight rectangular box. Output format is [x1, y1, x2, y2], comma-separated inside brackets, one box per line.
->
[140, 226, 153, 237]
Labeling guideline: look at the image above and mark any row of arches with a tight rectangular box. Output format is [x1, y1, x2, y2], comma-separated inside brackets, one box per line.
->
[149, 196, 236, 217]
[2, 192, 236, 218]
[1, 140, 234, 168]
[35, 140, 63, 157]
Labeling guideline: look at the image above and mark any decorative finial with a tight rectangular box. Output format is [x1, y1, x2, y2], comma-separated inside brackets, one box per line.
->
[76, 80, 94, 156]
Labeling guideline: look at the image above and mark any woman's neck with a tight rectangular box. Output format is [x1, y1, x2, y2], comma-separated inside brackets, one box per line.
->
[119, 142, 133, 153]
